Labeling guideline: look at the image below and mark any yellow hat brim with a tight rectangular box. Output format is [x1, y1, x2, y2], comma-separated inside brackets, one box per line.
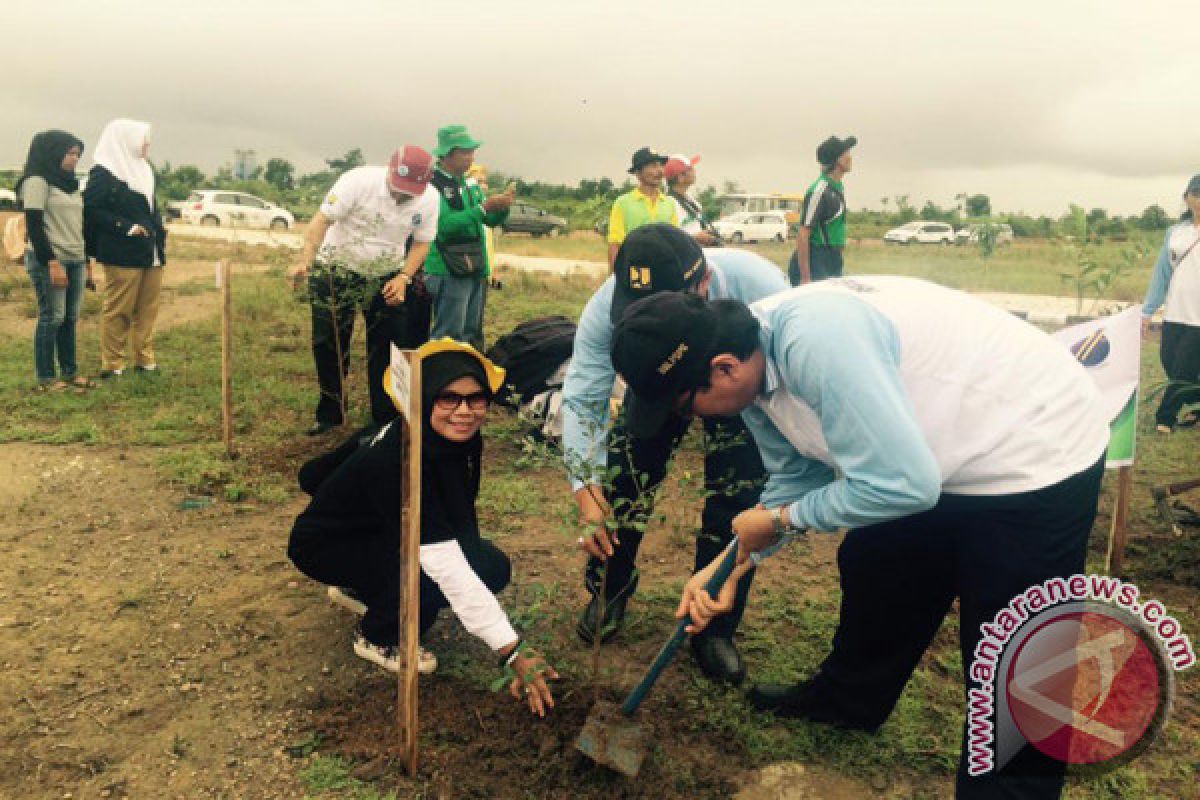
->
[383, 338, 507, 413]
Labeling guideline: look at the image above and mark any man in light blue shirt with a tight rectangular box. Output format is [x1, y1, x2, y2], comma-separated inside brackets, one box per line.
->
[563, 224, 787, 684]
[611, 282, 1109, 799]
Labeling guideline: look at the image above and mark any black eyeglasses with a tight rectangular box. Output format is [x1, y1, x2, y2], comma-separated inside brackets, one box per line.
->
[433, 391, 490, 411]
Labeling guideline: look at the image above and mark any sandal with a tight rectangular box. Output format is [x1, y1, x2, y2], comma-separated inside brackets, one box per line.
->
[31, 380, 70, 394]
[68, 376, 97, 390]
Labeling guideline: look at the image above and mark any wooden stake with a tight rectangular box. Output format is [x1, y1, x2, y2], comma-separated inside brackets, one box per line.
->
[219, 260, 234, 458]
[1105, 465, 1133, 575]
[398, 348, 422, 775]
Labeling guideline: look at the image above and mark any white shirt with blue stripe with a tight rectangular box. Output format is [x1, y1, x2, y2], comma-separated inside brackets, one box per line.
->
[744, 277, 1110, 560]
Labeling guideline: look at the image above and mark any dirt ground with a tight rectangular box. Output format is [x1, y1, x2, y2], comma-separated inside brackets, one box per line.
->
[0, 427, 905, 800]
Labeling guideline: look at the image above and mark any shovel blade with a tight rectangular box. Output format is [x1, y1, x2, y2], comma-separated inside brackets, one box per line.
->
[574, 701, 646, 778]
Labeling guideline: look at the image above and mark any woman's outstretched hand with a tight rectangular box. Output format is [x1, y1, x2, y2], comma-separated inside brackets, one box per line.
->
[508, 649, 559, 717]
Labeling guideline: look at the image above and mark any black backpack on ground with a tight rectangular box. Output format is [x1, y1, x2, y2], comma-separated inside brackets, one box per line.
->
[485, 315, 577, 408]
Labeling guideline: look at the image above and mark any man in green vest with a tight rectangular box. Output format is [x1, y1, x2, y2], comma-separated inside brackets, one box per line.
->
[426, 124, 512, 350]
[789, 135, 855, 286]
[606, 147, 678, 267]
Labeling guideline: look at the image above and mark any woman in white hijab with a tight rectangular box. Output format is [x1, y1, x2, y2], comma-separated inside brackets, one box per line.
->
[83, 119, 167, 378]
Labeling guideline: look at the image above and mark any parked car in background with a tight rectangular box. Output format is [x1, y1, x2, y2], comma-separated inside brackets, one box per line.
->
[956, 222, 1014, 246]
[0, 189, 17, 210]
[179, 190, 295, 230]
[713, 211, 789, 243]
[883, 221, 955, 245]
[500, 203, 567, 237]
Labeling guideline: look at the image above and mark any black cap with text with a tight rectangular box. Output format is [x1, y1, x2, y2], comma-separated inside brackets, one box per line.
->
[611, 291, 719, 437]
[610, 223, 707, 323]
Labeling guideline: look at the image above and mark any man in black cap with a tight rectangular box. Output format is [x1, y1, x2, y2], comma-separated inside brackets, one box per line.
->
[610, 284, 1110, 799]
[789, 135, 856, 286]
[560, 223, 787, 684]
[605, 147, 678, 267]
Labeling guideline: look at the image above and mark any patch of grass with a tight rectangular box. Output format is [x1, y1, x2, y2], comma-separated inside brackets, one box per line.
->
[300, 755, 399, 800]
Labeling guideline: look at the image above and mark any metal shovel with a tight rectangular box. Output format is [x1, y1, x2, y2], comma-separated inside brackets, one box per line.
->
[575, 542, 741, 777]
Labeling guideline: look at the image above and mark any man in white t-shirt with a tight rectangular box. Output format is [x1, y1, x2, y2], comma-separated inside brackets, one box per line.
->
[290, 146, 440, 435]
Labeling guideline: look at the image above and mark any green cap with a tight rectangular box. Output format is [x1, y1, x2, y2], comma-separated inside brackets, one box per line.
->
[434, 124, 483, 158]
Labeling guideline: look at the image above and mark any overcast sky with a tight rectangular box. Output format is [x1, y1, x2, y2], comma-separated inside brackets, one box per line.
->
[5, 0, 1198, 215]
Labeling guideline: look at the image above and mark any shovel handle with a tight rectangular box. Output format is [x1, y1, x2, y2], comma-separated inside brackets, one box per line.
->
[620, 541, 741, 716]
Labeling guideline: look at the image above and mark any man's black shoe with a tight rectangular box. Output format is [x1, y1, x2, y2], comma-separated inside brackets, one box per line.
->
[747, 681, 880, 732]
[305, 421, 340, 436]
[576, 592, 629, 645]
[690, 635, 746, 685]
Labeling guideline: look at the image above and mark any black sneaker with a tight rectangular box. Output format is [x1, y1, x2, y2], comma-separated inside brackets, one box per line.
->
[98, 369, 124, 380]
[690, 635, 746, 686]
[747, 680, 880, 732]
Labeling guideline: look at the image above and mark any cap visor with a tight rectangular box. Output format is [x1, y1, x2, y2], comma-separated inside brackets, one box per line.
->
[388, 175, 427, 195]
[622, 390, 677, 439]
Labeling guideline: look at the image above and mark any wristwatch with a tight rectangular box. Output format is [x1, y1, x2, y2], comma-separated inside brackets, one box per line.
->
[771, 504, 798, 536]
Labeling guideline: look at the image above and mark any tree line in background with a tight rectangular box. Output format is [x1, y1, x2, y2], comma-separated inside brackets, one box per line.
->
[0, 153, 1182, 240]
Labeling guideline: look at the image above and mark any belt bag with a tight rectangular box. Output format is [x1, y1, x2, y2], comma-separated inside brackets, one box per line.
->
[440, 240, 485, 277]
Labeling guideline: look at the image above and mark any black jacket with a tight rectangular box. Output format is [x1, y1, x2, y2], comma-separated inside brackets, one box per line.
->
[83, 165, 166, 267]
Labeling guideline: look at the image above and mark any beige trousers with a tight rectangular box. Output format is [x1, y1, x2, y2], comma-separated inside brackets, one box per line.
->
[101, 264, 163, 371]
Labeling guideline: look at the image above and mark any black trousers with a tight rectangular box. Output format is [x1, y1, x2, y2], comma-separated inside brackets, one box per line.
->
[1155, 320, 1200, 426]
[288, 525, 511, 647]
[309, 265, 431, 427]
[797, 457, 1104, 799]
[787, 245, 844, 286]
[584, 410, 764, 639]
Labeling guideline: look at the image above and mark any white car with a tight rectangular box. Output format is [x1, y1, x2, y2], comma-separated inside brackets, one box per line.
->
[0, 188, 17, 209]
[883, 221, 955, 245]
[179, 190, 295, 230]
[713, 211, 789, 244]
[956, 223, 1014, 246]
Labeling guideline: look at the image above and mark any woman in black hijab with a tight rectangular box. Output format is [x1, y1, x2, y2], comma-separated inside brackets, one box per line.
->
[16, 130, 93, 391]
[289, 343, 558, 716]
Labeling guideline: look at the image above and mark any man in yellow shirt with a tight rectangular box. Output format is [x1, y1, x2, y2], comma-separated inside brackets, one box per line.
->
[606, 148, 678, 267]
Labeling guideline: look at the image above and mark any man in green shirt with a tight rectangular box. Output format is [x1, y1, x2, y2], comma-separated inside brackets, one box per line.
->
[789, 135, 855, 286]
[426, 125, 512, 350]
[606, 147, 678, 267]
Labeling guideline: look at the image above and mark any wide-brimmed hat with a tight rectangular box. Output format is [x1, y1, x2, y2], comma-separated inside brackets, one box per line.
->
[627, 147, 668, 174]
[434, 125, 483, 158]
[816, 135, 857, 168]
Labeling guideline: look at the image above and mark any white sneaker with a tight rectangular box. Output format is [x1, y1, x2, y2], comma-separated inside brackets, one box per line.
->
[353, 633, 437, 675]
[327, 586, 367, 615]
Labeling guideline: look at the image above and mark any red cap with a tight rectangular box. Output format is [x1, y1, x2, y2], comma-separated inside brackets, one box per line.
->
[664, 153, 700, 181]
[388, 145, 434, 195]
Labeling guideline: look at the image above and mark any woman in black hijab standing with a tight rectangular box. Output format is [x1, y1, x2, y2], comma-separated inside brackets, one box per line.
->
[289, 341, 559, 717]
[16, 130, 92, 392]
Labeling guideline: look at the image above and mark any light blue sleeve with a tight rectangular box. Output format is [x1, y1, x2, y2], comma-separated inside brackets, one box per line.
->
[769, 296, 942, 535]
[710, 249, 790, 304]
[743, 404, 836, 509]
[1142, 229, 1174, 317]
[561, 280, 617, 489]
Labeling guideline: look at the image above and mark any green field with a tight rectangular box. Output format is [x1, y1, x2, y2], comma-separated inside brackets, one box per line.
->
[496, 231, 1157, 306]
[0, 234, 1195, 800]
